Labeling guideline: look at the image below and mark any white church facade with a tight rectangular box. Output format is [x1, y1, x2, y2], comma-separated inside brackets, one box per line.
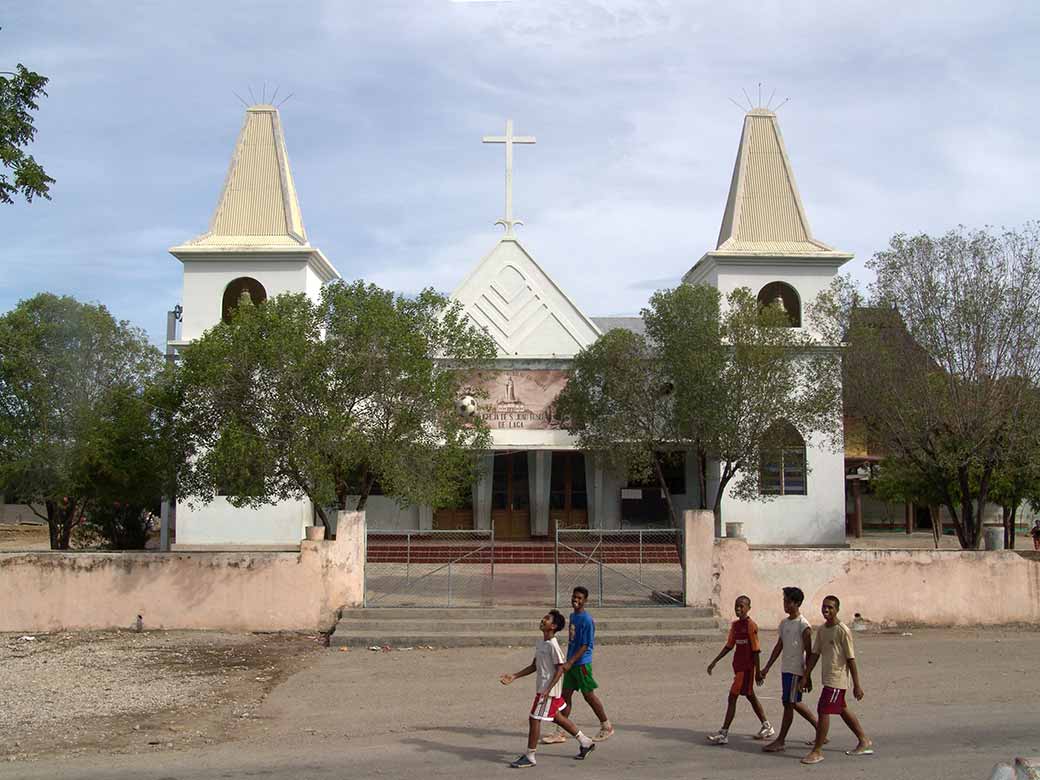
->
[168, 104, 850, 548]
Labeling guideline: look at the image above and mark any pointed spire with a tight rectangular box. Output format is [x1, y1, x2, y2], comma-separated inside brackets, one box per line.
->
[716, 108, 833, 254]
[183, 104, 309, 248]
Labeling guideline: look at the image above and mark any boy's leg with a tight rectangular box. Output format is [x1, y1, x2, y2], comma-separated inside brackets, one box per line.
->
[764, 703, 795, 751]
[527, 717, 542, 751]
[721, 693, 739, 730]
[839, 707, 873, 753]
[581, 690, 613, 739]
[542, 689, 573, 743]
[553, 711, 595, 758]
[801, 713, 830, 764]
[746, 690, 768, 723]
[794, 701, 819, 730]
[746, 691, 774, 739]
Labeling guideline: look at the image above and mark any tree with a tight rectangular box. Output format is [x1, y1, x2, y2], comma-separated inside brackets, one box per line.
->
[557, 284, 844, 535]
[845, 225, 1040, 549]
[175, 282, 496, 530]
[0, 294, 164, 548]
[555, 325, 685, 527]
[871, 457, 949, 548]
[1, 63, 54, 203]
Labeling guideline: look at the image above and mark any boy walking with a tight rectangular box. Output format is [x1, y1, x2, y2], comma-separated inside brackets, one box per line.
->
[799, 595, 873, 765]
[706, 595, 773, 745]
[542, 586, 614, 745]
[758, 586, 818, 752]
[500, 609, 597, 768]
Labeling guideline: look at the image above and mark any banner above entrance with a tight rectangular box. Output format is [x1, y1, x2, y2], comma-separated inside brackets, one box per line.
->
[469, 369, 568, 430]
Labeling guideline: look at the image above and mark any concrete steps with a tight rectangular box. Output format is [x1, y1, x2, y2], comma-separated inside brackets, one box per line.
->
[330, 607, 721, 648]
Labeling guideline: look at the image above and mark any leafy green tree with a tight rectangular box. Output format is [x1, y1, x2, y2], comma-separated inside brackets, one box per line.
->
[1, 63, 54, 203]
[175, 282, 496, 530]
[558, 284, 843, 535]
[845, 225, 1040, 548]
[872, 457, 949, 547]
[555, 326, 684, 526]
[0, 294, 163, 548]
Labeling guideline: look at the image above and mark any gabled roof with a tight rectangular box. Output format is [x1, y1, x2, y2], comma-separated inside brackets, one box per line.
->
[714, 108, 838, 256]
[175, 105, 309, 250]
[451, 237, 602, 358]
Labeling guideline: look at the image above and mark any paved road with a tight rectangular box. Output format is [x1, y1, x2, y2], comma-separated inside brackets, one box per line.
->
[3, 628, 1038, 779]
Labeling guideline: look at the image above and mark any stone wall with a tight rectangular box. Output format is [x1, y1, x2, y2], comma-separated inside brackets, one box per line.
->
[682, 510, 1040, 626]
[0, 511, 365, 634]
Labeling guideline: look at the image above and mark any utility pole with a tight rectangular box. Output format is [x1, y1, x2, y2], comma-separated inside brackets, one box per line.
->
[159, 305, 182, 551]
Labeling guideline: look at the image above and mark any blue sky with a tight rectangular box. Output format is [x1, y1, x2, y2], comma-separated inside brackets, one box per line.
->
[3, 1, 1039, 345]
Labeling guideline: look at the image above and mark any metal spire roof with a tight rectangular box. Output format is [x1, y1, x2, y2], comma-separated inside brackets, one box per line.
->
[715, 108, 835, 255]
[179, 104, 309, 248]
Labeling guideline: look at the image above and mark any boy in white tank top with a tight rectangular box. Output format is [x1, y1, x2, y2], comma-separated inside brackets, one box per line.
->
[758, 586, 819, 753]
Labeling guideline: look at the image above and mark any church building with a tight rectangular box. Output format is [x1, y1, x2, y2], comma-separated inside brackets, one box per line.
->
[168, 104, 850, 548]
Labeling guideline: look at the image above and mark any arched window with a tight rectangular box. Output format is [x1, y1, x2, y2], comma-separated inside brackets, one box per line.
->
[756, 281, 801, 327]
[759, 420, 807, 495]
[222, 277, 267, 323]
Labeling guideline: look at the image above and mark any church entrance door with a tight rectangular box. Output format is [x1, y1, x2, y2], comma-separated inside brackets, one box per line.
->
[550, 451, 588, 533]
[491, 451, 530, 540]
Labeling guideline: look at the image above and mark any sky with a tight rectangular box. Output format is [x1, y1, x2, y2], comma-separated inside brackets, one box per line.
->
[3, 1, 1039, 346]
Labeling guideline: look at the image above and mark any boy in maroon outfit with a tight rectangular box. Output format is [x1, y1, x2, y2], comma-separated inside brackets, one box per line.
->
[706, 595, 773, 745]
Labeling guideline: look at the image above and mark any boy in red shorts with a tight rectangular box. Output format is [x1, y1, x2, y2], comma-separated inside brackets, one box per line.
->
[500, 609, 596, 768]
[706, 595, 773, 745]
[799, 595, 873, 765]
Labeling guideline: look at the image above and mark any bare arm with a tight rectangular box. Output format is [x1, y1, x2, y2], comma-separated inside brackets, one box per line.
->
[800, 626, 814, 691]
[761, 637, 783, 677]
[564, 644, 587, 670]
[848, 658, 864, 700]
[799, 652, 819, 692]
[707, 645, 732, 675]
[500, 660, 536, 685]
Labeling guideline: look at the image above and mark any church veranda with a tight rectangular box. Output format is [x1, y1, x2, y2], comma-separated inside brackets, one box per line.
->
[363, 524, 685, 608]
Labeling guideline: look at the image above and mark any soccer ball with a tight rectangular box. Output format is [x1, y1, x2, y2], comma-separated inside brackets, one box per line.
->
[455, 395, 478, 418]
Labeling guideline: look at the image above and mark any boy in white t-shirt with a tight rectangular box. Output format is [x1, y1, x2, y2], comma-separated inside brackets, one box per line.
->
[500, 609, 597, 768]
[758, 586, 819, 753]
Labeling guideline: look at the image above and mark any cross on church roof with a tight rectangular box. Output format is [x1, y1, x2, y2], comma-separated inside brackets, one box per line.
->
[482, 119, 536, 235]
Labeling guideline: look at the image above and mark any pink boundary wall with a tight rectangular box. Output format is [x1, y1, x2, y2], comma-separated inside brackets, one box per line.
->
[683, 510, 1040, 626]
[0, 511, 365, 633]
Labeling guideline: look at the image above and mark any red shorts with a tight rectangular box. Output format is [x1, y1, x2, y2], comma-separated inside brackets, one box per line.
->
[530, 694, 567, 721]
[730, 670, 754, 696]
[818, 686, 847, 715]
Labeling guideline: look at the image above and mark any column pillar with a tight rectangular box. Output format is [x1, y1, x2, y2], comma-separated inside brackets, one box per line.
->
[528, 451, 551, 536]
[473, 453, 494, 530]
[683, 509, 714, 607]
[905, 501, 914, 535]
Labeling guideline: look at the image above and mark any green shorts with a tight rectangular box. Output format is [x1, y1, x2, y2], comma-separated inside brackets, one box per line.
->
[562, 663, 599, 693]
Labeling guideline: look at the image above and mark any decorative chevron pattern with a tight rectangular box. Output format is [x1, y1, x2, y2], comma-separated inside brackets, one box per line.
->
[469, 264, 554, 354]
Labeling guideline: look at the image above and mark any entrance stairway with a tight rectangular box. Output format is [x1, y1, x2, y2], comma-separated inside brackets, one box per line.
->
[329, 606, 720, 648]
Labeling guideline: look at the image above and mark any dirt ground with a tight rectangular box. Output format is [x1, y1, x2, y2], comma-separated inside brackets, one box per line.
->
[3, 625, 1039, 779]
[0, 630, 322, 762]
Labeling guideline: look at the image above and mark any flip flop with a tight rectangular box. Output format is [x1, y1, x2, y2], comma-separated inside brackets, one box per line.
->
[800, 754, 825, 765]
[762, 744, 786, 753]
[845, 747, 875, 756]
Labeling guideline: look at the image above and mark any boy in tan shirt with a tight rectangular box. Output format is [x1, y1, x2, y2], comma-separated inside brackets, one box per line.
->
[799, 595, 873, 765]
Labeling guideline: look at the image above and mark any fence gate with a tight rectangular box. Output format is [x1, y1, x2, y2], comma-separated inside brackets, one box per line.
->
[554, 528, 684, 607]
[364, 529, 495, 607]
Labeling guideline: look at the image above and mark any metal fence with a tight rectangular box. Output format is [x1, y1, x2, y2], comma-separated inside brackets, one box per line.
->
[554, 527, 684, 608]
[364, 529, 495, 607]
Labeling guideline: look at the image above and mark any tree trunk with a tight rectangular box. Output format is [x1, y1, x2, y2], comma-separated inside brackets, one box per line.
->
[356, 468, 374, 513]
[929, 505, 941, 549]
[652, 453, 679, 530]
[697, 449, 708, 511]
[711, 468, 734, 539]
[1004, 504, 1018, 550]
